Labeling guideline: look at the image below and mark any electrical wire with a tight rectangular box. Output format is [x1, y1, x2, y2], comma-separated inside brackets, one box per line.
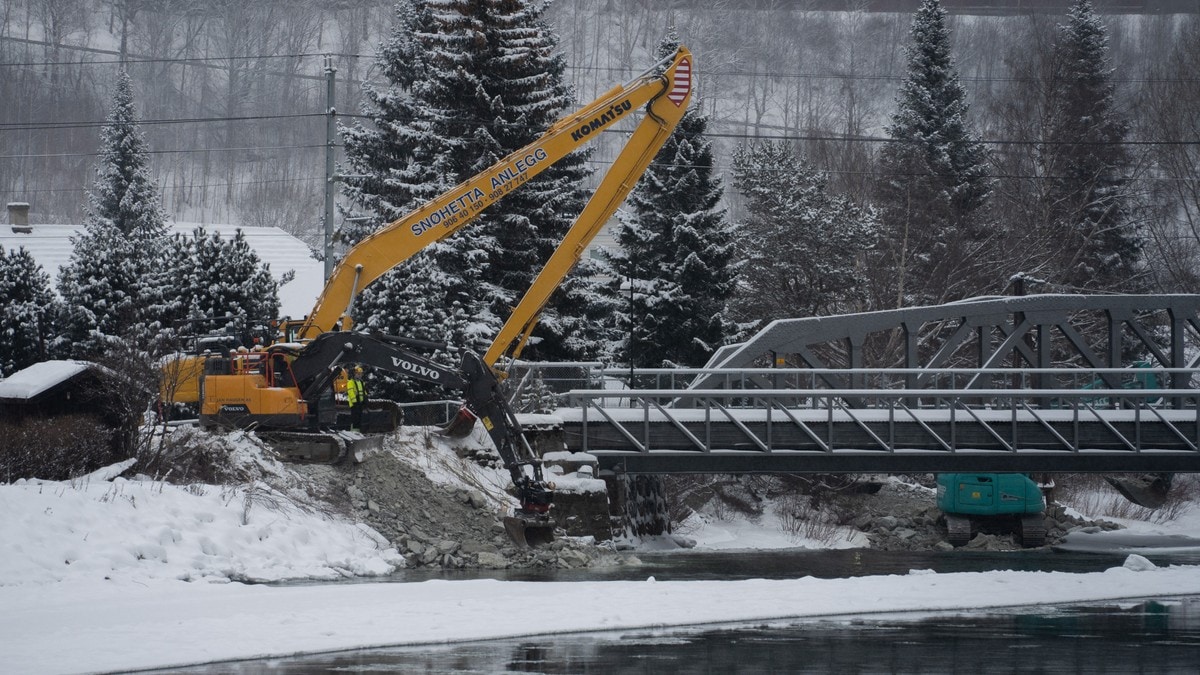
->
[0, 143, 331, 160]
[3, 109, 1198, 149]
[3, 37, 1200, 85]
[0, 113, 327, 132]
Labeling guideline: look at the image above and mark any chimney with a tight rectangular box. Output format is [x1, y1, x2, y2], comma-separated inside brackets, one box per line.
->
[7, 202, 31, 234]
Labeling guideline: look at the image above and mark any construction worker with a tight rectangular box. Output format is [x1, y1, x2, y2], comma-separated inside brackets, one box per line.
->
[347, 366, 367, 431]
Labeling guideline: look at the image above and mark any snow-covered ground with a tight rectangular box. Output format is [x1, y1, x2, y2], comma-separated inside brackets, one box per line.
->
[2, 440, 1199, 674]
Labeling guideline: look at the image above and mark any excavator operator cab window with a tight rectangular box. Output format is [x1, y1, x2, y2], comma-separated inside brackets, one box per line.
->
[275, 319, 303, 344]
[270, 354, 296, 388]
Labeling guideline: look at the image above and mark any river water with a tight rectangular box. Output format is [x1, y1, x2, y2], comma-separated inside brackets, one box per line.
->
[162, 540, 1200, 674]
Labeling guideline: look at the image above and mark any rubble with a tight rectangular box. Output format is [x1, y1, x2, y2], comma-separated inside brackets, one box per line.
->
[293, 450, 621, 570]
[292, 434, 1125, 565]
[842, 479, 1122, 552]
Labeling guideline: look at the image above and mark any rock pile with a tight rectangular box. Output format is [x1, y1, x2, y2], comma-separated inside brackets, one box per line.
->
[845, 480, 1122, 551]
[296, 451, 615, 570]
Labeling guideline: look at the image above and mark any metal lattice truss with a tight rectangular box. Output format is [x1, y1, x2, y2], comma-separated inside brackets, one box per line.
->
[699, 294, 1200, 398]
[546, 295, 1200, 474]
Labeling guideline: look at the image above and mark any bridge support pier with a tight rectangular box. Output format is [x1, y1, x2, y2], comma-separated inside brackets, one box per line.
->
[605, 473, 670, 540]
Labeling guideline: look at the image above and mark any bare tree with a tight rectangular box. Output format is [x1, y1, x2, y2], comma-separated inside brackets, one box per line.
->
[1139, 15, 1200, 293]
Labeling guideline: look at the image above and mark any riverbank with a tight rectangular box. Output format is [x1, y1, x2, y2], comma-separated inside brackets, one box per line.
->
[4, 427, 1200, 673]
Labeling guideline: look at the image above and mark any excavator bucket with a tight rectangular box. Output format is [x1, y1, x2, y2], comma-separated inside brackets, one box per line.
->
[440, 406, 478, 438]
[503, 515, 556, 548]
[1106, 473, 1173, 509]
[343, 431, 386, 463]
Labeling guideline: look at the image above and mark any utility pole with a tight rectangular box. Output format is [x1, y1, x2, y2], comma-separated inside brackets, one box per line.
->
[323, 54, 338, 280]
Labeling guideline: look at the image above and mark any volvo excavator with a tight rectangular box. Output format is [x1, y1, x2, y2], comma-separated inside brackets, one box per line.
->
[160, 46, 696, 546]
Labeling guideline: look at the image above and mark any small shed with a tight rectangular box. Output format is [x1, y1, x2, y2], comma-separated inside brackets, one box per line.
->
[0, 360, 97, 417]
[1, 361, 131, 481]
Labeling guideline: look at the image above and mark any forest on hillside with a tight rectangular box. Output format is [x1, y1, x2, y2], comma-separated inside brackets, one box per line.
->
[2, 1, 1199, 295]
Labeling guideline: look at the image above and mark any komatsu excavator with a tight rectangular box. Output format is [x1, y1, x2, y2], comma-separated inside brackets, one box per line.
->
[161, 46, 696, 546]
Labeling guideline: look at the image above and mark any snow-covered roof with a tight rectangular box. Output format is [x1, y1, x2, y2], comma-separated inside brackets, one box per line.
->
[0, 222, 324, 319]
[0, 360, 92, 401]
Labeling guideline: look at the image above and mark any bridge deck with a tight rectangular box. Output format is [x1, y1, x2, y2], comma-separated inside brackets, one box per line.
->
[545, 386, 1200, 475]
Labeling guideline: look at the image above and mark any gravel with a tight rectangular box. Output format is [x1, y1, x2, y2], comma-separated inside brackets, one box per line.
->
[293, 450, 623, 570]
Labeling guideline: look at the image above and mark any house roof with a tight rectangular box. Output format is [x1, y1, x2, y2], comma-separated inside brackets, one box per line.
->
[0, 222, 324, 319]
[0, 360, 93, 401]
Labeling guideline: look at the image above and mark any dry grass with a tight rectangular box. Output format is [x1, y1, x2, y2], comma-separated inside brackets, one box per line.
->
[1053, 473, 1199, 524]
[775, 498, 845, 544]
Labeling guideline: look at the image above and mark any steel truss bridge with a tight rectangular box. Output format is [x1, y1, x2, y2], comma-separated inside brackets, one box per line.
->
[509, 295, 1200, 475]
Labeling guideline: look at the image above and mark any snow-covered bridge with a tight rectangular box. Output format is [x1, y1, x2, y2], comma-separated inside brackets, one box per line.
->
[518, 295, 1200, 474]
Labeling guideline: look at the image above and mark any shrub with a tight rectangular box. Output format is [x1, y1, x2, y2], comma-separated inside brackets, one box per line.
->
[1, 414, 120, 482]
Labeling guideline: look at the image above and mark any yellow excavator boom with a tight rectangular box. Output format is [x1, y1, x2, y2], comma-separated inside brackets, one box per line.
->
[299, 46, 695, 341]
[484, 55, 694, 365]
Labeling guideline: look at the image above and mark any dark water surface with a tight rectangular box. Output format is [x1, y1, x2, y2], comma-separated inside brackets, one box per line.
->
[320, 534, 1200, 584]
[163, 542, 1200, 674]
[162, 597, 1200, 674]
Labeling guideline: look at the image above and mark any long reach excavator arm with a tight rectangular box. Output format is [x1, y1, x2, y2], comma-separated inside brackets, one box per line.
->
[168, 47, 696, 548]
[298, 46, 695, 343]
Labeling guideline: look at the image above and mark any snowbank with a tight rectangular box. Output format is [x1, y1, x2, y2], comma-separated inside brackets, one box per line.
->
[0, 472, 403, 586]
[3, 561, 1199, 674]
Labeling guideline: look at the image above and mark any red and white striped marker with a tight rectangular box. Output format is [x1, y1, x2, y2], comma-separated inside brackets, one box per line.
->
[667, 57, 692, 107]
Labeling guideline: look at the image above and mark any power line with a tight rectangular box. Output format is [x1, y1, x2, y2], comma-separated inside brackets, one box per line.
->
[701, 129, 1200, 147]
[8, 107, 1195, 148]
[0, 143, 330, 160]
[0, 36, 360, 67]
[568, 62, 1200, 85]
[4, 37, 1199, 86]
[0, 113, 326, 133]
[1, 175, 325, 197]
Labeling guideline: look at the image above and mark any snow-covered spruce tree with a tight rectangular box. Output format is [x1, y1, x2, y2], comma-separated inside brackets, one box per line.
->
[338, 0, 436, 243]
[0, 247, 59, 376]
[339, 0, 599, 398]
[872, 0, 994, 309]
[1038, 0, 1143, 292]
[731, 142, 878, 322]
[604, 34, 738, 368]
[156, 228, 281, 339]
[57, 70, 169, 358]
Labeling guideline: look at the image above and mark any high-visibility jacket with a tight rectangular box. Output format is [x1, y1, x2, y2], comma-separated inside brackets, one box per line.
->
[347, 378, 366, 406]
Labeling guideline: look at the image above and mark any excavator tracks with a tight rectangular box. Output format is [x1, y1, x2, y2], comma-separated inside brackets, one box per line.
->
[261, 430, 385, 464]
[945, 514, 972, 547]
[1019, 515, 1047, 548]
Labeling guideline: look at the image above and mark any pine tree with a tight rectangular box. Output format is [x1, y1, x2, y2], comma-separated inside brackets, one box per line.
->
[731, 142, 878, 321]
[873, 0, 994, 308]
[57, 70, 169, 357]
[156, 229, 281, 339]
[1039, 0, 1142, 292]
[338, 0, 598, 397]
[57, 219, 141, 358]
[0, 248, 58, 376]
[605, 34, 738, 368]
[87, 71, 168, 242]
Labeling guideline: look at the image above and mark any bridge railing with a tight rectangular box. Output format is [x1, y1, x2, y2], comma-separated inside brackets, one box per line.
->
[507, 364, 1196, 408]
[545, 367, 1200, 459]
